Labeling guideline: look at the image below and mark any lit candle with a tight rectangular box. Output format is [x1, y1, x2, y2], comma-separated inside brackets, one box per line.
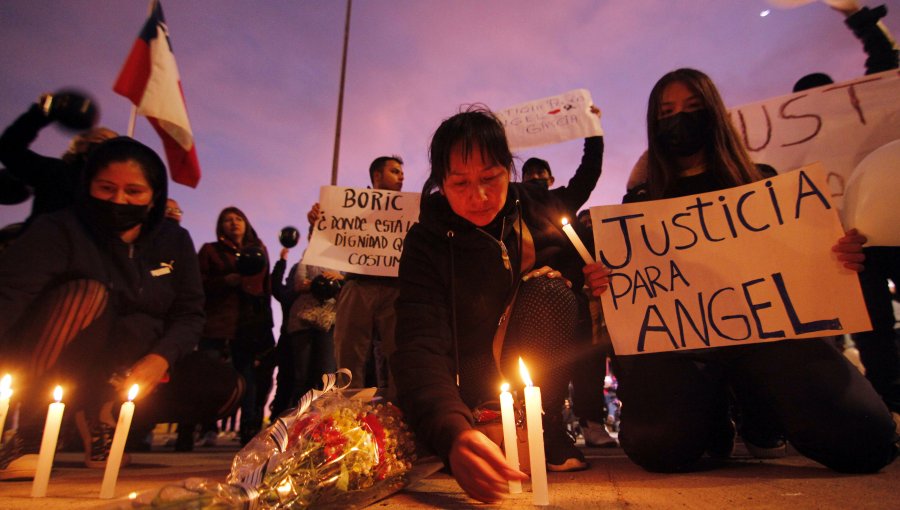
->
[31, 386, 65, 498]
[519, 358, 548, 506]
[100, 384, 138, 499]
[499, 383, 522, 494]
[561, 217, 594, 265]
[0, 374, 11, 445]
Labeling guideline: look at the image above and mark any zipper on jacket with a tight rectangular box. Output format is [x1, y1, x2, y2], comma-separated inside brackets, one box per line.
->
[475, 216, 514, 285]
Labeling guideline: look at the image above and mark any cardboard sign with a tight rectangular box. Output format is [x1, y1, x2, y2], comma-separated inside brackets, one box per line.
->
[729, 69, 900, 209]
[590, 164, 871, 356]
[301, 186, 420, 277]
[495, 89, 603, 150]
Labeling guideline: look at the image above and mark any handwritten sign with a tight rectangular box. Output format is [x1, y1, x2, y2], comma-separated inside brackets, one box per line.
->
[590, 164, 871, 356]
[301, 186, 420, 277]
[495, 89, 603, 151]
[729, 70, 900, 208]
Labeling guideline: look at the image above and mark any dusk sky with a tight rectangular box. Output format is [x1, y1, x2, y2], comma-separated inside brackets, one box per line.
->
[2, 0, 896, 258]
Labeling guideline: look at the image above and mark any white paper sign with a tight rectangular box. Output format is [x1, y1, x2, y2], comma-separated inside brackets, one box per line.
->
[301, 186, 420, 277]
[495, 89, 603, 151]
[729, 70, 900, 209]
[591, 164, 871, 356]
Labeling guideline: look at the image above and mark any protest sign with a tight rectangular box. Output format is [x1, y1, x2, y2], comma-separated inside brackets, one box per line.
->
[495, 89, 603, 150]
[729, 69, 900, 208]
[301, 186, 420, 277]
[590, 164, 871, 356]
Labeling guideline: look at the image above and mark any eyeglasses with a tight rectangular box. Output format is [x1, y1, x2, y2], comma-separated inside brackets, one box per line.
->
[165, 207, 183, 216]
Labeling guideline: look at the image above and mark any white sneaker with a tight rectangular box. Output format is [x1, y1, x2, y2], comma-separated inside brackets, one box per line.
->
[0, 453, 38, 481]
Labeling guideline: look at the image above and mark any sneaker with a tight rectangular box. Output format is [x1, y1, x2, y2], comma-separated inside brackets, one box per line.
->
[544, 415, 589, 472]
[76, 410, 131, 469]
[0, 435, 38, 481]
[582, 420, 618, 447]
[197, 430, 218, 447]
[744, 438, 788, 459]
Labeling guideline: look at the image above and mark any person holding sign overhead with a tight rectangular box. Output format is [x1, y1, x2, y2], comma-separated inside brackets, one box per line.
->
[392, 105, 606, 503]
[307, 156, 404, 392]
[583, 68, 897, 474]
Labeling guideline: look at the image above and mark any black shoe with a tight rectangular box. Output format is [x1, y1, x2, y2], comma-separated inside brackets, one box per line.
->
[706, 417, 735, 459]
[544, 415, 589, 472]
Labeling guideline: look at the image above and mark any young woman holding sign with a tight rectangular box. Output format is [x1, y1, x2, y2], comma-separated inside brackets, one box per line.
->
[584, 68, 897, 473]
[392, 105, 605, 502]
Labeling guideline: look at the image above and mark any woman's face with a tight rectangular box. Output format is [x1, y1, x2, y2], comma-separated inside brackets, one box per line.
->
[442, 143, 509, 227]
[221, 212, 247, 243]
[658, 80, 704, 119]
[89, 160, 153, 206]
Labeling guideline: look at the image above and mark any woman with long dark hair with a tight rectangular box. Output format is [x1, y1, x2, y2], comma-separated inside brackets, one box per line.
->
[585, 68, 897, 474]
[197, 206, 275, 445]
[392, 105, 606, 502]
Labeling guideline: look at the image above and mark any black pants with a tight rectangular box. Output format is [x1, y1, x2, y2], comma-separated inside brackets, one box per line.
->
[0, 279, 243, 445]
[853, 246, 900, 413]
[614, 339, 898, 473]
[269, 328, 336, 418]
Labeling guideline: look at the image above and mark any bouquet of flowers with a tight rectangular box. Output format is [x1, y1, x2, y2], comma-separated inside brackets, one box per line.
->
[123, 370, 416, 509]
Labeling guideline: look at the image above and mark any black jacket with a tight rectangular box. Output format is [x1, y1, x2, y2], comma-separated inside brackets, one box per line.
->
[391, 180, 594, 462]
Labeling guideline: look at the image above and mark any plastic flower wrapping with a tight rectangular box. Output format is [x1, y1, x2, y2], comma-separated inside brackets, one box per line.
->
[120, 370, 416, 509]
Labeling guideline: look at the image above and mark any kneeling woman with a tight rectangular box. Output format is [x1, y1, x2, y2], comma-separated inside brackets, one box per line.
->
[392, 106, 605, 503]
[0, 137, 242, 477]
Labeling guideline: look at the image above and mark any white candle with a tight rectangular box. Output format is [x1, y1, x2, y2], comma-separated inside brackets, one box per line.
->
[100, 384, 138, 499]
[499, 383, 522, 494]
[561, 218, 594, 265]
[31, 386, 65, 498]
[519, 358, 548, 506]
[0, 374, 11, 445]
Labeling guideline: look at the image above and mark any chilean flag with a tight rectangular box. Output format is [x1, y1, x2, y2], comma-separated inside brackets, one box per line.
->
[114, 1, 200, 187]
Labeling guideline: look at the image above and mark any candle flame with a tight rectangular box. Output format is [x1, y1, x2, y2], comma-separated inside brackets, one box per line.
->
[518, 358, 533, 387]
[500, 382, 510, 392]
[128, 384, 139, 402]
[561, 217, 570, 226]
[53, 385, 63, 402]
[0, 374, 10, 398]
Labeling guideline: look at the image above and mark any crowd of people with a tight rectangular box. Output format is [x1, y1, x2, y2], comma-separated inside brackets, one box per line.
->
[0, 0, 898, 504]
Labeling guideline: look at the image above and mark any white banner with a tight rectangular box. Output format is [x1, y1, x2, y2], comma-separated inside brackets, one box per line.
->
[729, 70, 900, 209]
[591, 164, 871, 356]
[495, 89, 603, 151]
[301, 186, 420, 277]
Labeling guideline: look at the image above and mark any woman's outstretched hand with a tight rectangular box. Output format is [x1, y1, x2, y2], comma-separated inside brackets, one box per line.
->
[583, 262, 612, 297]
[448, 429, 529, 503]
[832, 228, 867, 272]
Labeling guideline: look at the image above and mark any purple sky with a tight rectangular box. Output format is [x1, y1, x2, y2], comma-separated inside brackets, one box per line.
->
[2, 0, 895, 256]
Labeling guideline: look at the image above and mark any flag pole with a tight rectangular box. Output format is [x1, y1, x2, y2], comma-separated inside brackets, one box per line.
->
[126, 0, 158, 138]
[330, 0, 352, 186]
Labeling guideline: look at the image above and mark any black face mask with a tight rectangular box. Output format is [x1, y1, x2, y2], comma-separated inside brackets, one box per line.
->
[84, 196, 151, 234]
[656, 110, 711, 158]
[530, 178, 551, 190]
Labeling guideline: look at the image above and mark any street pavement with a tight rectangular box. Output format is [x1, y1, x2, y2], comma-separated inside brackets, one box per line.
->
[1, 433, 897, 509]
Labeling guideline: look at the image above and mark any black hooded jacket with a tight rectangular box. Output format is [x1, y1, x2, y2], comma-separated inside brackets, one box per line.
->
[391, 180, 594, 462]
[0, 145, 204, 369]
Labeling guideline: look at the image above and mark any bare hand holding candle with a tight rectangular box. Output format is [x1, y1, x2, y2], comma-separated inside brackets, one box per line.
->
[99, 384, 138, 499]
[31, 386, 65, 498]
[499, 383, 522, 494]
[561, 217, 594, 265]
[519, 358, 549, 506]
